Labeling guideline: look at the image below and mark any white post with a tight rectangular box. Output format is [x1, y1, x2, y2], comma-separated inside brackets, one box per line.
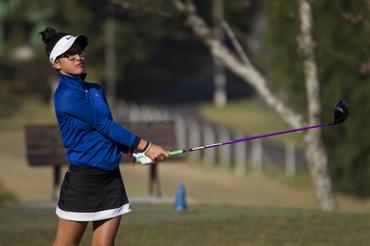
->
[150, 106, 162, 121]
[234, 130, 247, 176]
[174, 114, 187, 149]
[159, 109, 171, 121]
[251, 139, 263, 172]
[188, 120, 202, 162]
[203, 124, 216, 165]
[285, 140, 296, 176]
[219, 126, 231, 169]
[128, 103, 141, 122]
[141, 105, 153, 121]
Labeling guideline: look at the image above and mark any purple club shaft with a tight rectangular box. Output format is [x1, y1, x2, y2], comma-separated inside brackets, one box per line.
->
[182, 122, 334, 153]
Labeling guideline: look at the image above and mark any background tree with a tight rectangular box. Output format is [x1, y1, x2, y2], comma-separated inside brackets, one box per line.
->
[264, 0, 370, 197]
[2, 0, 369, 200]
[170, 0, 338, 209]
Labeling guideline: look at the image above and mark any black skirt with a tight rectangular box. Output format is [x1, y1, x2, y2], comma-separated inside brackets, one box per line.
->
[56, 165, 131, 222]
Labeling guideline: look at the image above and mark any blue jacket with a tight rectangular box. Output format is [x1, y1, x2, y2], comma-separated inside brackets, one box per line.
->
[54, 74, 139, 171]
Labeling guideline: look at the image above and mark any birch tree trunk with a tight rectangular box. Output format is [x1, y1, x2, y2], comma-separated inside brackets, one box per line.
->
[173, 0, 336, 210]
[212, 0, 227, 108]
[298, 0, 337, 210]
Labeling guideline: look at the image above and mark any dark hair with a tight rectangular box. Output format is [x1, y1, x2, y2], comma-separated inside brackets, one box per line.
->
[39, 27, 68, 56]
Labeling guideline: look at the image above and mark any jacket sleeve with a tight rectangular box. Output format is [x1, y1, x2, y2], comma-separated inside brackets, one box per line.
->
[57, 90, 139, 149]
[116, 138, 141, 153]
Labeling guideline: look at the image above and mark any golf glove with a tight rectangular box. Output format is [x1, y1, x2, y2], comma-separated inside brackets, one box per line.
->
[133, 152, 154, 165]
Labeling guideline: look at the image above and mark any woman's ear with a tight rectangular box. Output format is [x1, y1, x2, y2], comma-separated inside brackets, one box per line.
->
[52, 60, 62, 70]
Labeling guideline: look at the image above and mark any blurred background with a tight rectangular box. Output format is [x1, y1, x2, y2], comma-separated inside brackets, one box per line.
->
[1, 0, 370, 245]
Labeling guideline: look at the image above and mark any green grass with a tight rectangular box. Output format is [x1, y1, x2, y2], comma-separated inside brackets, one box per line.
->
[0, 181, 17, 205]
[199, 98, 304, 148]
[1, 97, 370, 245]
[264, 168, 313, 189]
[1, 204, 370, 246]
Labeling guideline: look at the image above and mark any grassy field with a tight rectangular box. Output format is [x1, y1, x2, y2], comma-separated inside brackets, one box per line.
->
[2, 97, 370, 245]
[1, 204, 370, 246]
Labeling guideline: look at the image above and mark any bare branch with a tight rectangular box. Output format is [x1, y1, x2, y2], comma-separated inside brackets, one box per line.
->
[220, 21, 251, 66]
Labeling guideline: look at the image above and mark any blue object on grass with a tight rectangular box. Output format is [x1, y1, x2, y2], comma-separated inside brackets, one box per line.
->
[174, 184, 187, 211]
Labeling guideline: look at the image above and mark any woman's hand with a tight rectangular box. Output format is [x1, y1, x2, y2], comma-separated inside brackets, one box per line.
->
[146, 144, 169, 163]
[137, 139, 169, 163]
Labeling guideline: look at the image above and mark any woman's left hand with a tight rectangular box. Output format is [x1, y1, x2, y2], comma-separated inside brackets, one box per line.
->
[146, 144, 169, 163]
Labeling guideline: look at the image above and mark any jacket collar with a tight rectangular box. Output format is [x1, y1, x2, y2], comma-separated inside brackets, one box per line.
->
[58, 73, 87, 89]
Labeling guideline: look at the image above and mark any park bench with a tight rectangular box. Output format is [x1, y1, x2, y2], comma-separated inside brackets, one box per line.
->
[24, 120, 179, 201]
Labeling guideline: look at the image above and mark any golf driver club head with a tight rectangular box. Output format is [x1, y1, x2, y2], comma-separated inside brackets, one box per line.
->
[333, 99, 349, 124]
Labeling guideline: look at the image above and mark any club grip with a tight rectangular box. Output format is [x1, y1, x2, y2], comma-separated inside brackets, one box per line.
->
[168, 150, 183, 157]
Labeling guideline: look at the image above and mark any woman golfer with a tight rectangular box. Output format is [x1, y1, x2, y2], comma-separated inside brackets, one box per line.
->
[40, 27, 168, 245]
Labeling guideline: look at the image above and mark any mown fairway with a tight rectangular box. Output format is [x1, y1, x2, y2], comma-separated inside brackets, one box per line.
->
[2, 98, 370, 246]
[1, 204, 370, 246]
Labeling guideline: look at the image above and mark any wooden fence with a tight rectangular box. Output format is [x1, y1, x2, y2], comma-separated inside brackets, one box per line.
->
[117, 101, 306, 176]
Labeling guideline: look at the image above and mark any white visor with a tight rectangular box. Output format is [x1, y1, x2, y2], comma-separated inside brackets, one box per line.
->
[49, 35, 84, 64]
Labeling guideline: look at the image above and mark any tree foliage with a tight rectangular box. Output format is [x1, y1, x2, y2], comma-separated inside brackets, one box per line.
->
[1, 0, 258, 103]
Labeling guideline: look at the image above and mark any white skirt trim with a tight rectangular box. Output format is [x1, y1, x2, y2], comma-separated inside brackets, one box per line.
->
[56, 203, 131, 222]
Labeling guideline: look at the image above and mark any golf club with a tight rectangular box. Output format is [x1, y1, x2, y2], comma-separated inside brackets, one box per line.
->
[168, 99, 349, 158]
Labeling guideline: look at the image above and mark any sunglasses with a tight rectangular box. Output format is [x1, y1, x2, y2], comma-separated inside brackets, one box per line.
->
[58, 51, 86, 61]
